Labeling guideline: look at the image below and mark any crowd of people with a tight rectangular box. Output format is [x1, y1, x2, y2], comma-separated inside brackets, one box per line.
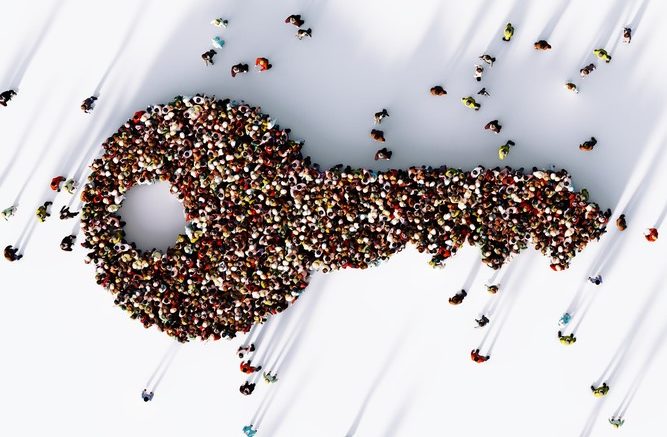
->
[77, 93, 609, 342]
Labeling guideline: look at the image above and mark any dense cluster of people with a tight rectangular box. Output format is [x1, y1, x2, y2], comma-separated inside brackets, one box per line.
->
[79, 95, 609, 342]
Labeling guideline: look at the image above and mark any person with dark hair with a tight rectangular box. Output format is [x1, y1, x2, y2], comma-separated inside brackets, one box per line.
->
[503, 23, 514, 41]
[484, 120, 502, 134]
[370, 129, 385, 142]
[591, 382, 609, 398]
[0, 89, 16, 107]
[449, 289, 467, 305]
[36, 201, 53, 222]
[231, 63, 249, 78]
[211, 18, 228, 28]
[240, 360, 262, 374]
[237, 344, 255, 359]
[477, 87, 490, 97]
[263, 371, 278, 384]
[471, 349, 490, 363]
[296, 28, 312, 40]
[50, 176, 66, 192]
[609, 416, 625, 428]
[588, 275, 602, 285]
[498, 140, 515, 160]
[461, 96, 481, 110]
[486, 284, 499, 294]
[374, 108, 389, 125]
[622, 27, 632, 44]
[579, 137, 597, 151]
[475, 315, 490, 328]
[430, 85, 447, 96]
[2, 205, 17, 221]
[81, 96, 98, 113]
[285, 14, 305, 27]
[580, 63, 596, 77]
[645, 227, 659, 242]
[565, 82, 579, 94]
[255, 57, 272, 71]
[534, 40, 552, 50]
[59, 206, 79, 220]
[240, 381, 256, 395]
[60, 235, 76, 252]
[616, 214, 627, 231]
[479, 54, 495, 66]
[374, 148, 392, 161]
[558, 331, 577, 345]
[141, 389, 154, 402]
[201, 49, 217, 66]
[594, 48, 612, 63]
[4, 245, 22, 262]
[474, 64, 484, 81]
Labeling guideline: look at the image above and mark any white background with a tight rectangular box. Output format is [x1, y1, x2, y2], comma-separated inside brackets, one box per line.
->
[1, 0, 667, 436]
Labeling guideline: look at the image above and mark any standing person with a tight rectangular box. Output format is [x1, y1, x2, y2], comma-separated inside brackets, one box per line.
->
[474, 64, 484, 82]
[0, 89, 16, 107]
[63, 179, 77, 194]
[616, 214, 627, 231]
[36, 201, 53, 222]
[591, 382, 610, 398]
[285, 14, 305, 27]
[2, 205, 17, 221]
[558, 331, 577, 345]
[374, 108, 389, 124]
[580, 63, 596, 77]
[484, 119, 502, 133]
[449, 289, 467, 305]
[211, 18, 228, 28]
[593, 48, 612, 63]
[609, 416, 625, 428]
[60, 235, 76, 252]
[240, 360, 262, 374]
[503, 23, 514, 41]
[201, 49, 217, 66]
[59, 206, 79, 220]
[565, 82, 579, 94]
[430, 85, 447, 96]
[50, 176, 66, 192]
[243, 425, 258, 437]
[479, 54, 495, 66]
[579, 137, 597, 151]
[485, 284, 499, 294]
[231, 63, 249, 77]
[255, 57, 272, 71]
[4, 245, 23, 262]
[240, 381, 256, 395]
[263, 371, 278, 384]
[471, 349, 490, 363]
[141, 389, 154, 402]
[498, 140, 515, 160]
[374, 147, 392, 161]
[475, 315, 490, 328]
[622, 27, 632, 44]
[237, 344, 256, 359]
[588, 275, 602, 285]
[370, 129, 385, 142]
[534, 40, 552, 50]
[212, 36, 225, 49]
[477, 87, 490, 97]
[81, 96, 98, 113]
[645, 227, 659, 242]
[461, 96, 481, 110]
[296, 28, 312, 39]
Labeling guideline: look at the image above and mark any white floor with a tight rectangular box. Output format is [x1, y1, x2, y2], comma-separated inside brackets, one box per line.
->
[1, 0, 667, 436]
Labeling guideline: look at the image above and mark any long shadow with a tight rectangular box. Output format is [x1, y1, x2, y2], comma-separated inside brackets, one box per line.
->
[591, 277, 663, 387]
[345, 328, 410, 437]
[628, 0, 651, 33]
[150, 343, 181, 392]
[538, 0, 572, 41]
[461, 259, 482, 293]
[614, 318, 667, 418]
[482, 258, 519, 316]
[579, 399, 605, 437]
[380, 390, 416, 437]
[6, 1, 63, 89]
[145, 341, 180, 389]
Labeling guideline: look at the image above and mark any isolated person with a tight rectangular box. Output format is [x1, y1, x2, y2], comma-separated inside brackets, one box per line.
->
[0, 89, 16, 107]
[645, 227, 659, 242]
[237, 344, 255, 359]
[374, 147, 393, 161]
[240, 360, 262, 374]
[212, 36, 225, 49]
[141, 389, 154, 402]
[474, 64, 484, 82]
[201, 49, 217, 66]
[430, 85, 447, 96]
[471, 349, 490, 363]
[296, 28, 312, 40]
[503, 23, 514, 41]
[370, 129, 385, 142]
[59, 206, 79, 220]
[593, 48, 612, 63]
[2, 205, 17, 221]
[616, 214, 627, 231]
[588, 275, 603, 285]
[211, 18, 228, 28]
[81, 96, 98, 113]
[449, 289, 467, 305]
[534, 40, 552, 50]
[50, 176, 66, 192]
[622, 27, 632, 44]
[60, 235, 76, 252]
[558, 312, 572, 328]
[36, 201, 53, 222]
[565, 82, 579, 94]
[591, 382, 610, 398]
[580, 63, 596, 77]
[558, 331, 577, 345]
[485, 284, 499, 294]
[479, 54, 495, 66]
[255, 57, 272, 71]
[477, 87, 490, 97]
[263, 371, 278, 384]
[484, 119, 502, 134]
[374, 108, 389, 124]
[609, 416, 625, 428]
[285, 14, 305, 27]
[240, 381, 256, 395]
[579, 137, 597, 151]
[231, 63, 249, 77]
[461, 96, 481, 111]
[243, 425, 258, 437]
[475, 315, 490, 328]
[4, 245, 23, 262]
[498, 140, 515, 160]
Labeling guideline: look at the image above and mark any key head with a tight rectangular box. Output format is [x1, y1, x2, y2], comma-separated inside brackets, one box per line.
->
[81, 96, 608, 341]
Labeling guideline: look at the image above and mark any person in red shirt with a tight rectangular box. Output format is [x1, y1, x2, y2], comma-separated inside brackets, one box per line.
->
[645, 227, 659, 242]
[471, 349, 490, 363]
[50, 176, 66, 191]
[240, 360, 262, 374]
[255, 57, 272, 71]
